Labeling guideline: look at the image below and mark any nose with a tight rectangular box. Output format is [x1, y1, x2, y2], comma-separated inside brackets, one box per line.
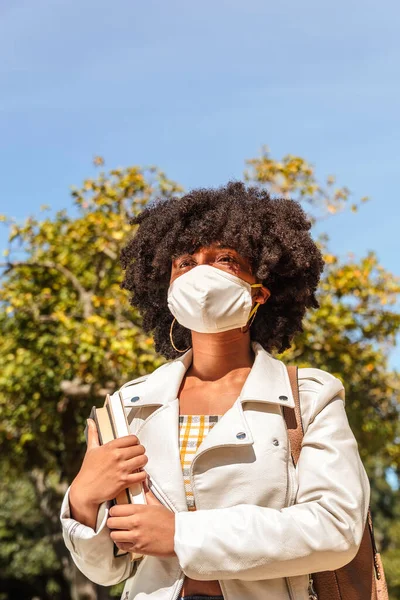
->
[196, 255, 211, 265]
[193, 247, 219, 265]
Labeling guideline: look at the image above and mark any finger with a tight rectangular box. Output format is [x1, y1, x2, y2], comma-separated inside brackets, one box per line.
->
[110, 530, 137, 543]
[110, 434, 140, 449]
[118, 444, 146, 461]
[109, 503, 146, 517]
[107, 515, 133, 530]
[126, 469, 148, 486]
[144, 487, 163, 506]
[125, 453, 148, 472]
[115, 541, 134, 551]
[142, 478, 149, 494]
[141, 478, 161, 505]
[125, 470, 147, 488]
[87, 419, 100, 450]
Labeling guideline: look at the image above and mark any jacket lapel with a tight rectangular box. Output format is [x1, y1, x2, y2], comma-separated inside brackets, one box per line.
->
[121, 342, 295, 512]
[122, 350, 192, 512]
[136, 399, 189, 512]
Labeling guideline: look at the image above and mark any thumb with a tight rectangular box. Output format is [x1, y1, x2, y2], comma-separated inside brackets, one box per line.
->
[142, 477, 163, 506]
[86, 418, 100, 450]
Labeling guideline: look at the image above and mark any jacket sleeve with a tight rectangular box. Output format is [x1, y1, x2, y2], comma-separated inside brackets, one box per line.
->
[59, 484, 140, 586]
[173, 373, 370, 581]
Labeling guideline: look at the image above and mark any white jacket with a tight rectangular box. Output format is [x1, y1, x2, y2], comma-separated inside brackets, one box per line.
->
[60, 342, 370, 600]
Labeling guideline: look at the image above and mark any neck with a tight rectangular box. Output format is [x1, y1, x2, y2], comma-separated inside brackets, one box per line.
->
[188, 329, 254, 381]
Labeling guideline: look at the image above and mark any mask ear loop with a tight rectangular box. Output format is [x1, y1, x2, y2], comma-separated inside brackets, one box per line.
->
[242, 283, 263, 333]
[169, 317, 191, 353]
[242, 302, 260, 332]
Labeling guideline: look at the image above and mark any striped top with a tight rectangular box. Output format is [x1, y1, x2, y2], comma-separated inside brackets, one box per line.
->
[179, 414, 222, 511]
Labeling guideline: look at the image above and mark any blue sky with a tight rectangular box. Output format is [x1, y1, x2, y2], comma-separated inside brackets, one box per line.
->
[1, 0, 399, 367]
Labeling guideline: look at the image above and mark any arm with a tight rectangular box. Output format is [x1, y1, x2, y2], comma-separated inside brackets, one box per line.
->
[173, 375, 370, 581]
[60, 484, 140, 586]
[69, 483, 99, 529]
[59, 412, 147, 586]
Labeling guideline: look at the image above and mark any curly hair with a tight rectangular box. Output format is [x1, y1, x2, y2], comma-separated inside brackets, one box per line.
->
[120, 181, 324, 359]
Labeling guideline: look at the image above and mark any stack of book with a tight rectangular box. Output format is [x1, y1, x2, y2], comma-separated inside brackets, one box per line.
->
[85, 392, 147, 561]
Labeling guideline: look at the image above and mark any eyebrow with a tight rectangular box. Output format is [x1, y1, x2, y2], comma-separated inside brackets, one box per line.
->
[172, 244, 254, 263]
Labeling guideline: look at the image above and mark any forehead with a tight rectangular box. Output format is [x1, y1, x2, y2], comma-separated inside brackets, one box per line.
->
[173, 243, 239, 258]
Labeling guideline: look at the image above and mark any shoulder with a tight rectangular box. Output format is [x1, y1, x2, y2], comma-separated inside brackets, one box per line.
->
[297, 367, 345, 428]
[297, 367, 345, 399]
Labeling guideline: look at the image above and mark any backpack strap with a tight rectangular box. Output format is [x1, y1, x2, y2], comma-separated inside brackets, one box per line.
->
[283, 364, 387, 591]
[284, 365, 303, 465]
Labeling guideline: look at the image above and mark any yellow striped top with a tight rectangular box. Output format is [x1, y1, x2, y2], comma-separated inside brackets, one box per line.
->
[179, 414, 222, 511]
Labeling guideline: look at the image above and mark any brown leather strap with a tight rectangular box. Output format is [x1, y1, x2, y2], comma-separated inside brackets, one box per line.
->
[368, 508, 383, 581]
[284, 364, 385, 596]
[284, 365, 303, 466]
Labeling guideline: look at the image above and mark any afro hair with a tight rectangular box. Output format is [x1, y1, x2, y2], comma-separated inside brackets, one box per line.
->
[120, 181, 325, 359]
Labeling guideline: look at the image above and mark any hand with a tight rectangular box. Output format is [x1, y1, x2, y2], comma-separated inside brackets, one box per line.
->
[107, 481, 176, 557]
[70, 419, 148, 507]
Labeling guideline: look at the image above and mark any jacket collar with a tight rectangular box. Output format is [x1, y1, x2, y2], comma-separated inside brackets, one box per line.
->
[123, 342, 295, 512]
[129, 341, 295, 409]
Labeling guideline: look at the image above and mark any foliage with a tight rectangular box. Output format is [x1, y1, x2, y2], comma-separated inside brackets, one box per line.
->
[0, 164, 181, 480]
[0, 461, 61, 600]
[244, 144, 370, 220]
[0, 151, 399, 598]
[246, 147, 400, 468]
[0, 164, 181, 598]
[247, 147, 400, 596]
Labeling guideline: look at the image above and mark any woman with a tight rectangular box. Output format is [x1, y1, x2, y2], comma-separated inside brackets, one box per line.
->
[60, 181, 370, 600]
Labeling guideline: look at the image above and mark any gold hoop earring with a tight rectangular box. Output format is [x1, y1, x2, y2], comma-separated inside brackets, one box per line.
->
[169, 318, 191, 353]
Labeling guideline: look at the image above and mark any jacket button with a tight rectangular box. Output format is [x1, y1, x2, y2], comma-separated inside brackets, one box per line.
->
[279, 395, 288, 401]
[236, 432, 246, 440]
[131, 396, 140, 403]
[273, 439, 279, 446]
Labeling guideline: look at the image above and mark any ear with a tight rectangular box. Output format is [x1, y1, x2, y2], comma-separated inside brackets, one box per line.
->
[252, 285, 271, 305]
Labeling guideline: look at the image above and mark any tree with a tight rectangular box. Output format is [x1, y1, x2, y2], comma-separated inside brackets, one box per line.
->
[246, 146, 400, 465]
[0, 163, 182, 599]
[0, 150, 399, 598]
[246, 147, 400, 595]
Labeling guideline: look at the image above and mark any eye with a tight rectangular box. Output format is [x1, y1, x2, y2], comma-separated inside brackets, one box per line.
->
[178, 257, 196, 269]
[217, 254, 237, 264]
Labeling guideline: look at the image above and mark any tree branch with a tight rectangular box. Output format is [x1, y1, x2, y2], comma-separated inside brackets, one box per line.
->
[101, 246, 117, 260]
[0, 260, 93, 318]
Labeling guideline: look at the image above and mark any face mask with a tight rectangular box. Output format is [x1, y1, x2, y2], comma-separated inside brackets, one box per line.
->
[167, 264, 262, 334]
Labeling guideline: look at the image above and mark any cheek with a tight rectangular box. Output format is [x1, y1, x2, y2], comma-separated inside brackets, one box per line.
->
[239, 270, 256, 285]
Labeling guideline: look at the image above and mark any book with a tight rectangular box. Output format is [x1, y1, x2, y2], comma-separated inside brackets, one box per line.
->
[84, 392, 147, 561]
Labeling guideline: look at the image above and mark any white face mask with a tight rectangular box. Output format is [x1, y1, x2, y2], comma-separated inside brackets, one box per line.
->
[167, 264, 262, 334]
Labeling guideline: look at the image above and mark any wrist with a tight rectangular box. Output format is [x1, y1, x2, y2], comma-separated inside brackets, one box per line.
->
[70, 479, 97, 511]
[69, 482, 99, 530]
